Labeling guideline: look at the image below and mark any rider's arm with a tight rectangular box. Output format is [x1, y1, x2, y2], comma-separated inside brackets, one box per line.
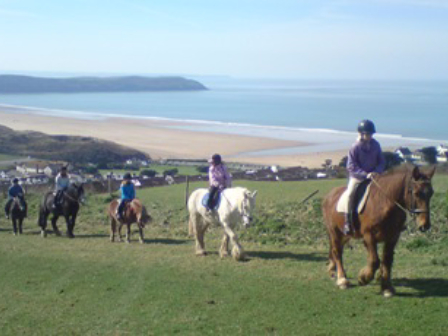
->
[347, 145, 368, 179]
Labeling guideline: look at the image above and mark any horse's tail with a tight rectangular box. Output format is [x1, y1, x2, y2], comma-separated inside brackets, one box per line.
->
[38, 207, 46, 228]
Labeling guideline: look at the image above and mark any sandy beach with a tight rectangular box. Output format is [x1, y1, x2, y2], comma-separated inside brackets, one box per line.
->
[0, 110, 343, 168]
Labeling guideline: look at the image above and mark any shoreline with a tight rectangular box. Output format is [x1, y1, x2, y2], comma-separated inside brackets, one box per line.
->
[0, 107, 443, 168]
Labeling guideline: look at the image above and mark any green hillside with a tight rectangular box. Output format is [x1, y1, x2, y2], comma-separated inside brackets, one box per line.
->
[0, 125, 149, 164]
[0, 75, 207, 93]
[0, 176, 447, 334]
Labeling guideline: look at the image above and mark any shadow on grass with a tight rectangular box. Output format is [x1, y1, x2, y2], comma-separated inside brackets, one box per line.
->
[144, 238, 189, 245]
[395, 277, 448, 298]
[247, 250, 327, 262]
[76, 233, 109, 239]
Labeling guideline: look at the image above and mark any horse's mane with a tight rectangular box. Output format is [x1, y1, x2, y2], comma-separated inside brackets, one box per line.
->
[378, 163, 414, 178]
[370, 164, 414, 205]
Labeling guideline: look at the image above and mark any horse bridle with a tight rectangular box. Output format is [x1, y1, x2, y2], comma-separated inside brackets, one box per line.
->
[370, 174, 430, 218]
[406, 177, 431, 217]
[221, 192, 253, 224]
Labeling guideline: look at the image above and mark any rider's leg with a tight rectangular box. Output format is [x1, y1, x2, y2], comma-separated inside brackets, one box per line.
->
[207, 186, 219, 211]
[5, 199, 12, 219]
[117, 199, 125, 219]
[343, 178, 361, 235]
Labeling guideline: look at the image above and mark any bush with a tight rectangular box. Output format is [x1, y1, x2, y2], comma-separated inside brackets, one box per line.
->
[140, 169, 157, 177]
[83, 166, 99, 174]
[196, 166, 209, 174]
[163, 168, 179, 177]
[124, 164, 139, 171]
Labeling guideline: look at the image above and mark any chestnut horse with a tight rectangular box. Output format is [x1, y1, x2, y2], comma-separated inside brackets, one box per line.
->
[108, 199, 151, 244]
[322, 165, 435, 297]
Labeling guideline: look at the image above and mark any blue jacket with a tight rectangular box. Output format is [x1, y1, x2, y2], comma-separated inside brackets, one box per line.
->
[120, 182, 135, 200]
[8, 184, 24, 199]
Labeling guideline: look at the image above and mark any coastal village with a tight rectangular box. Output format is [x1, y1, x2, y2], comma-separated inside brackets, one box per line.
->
[2, 144, 447, 191]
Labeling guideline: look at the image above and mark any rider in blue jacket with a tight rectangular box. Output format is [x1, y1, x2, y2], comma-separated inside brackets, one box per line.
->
[5, 178, 26, 219]
[117, 172, 135, 220]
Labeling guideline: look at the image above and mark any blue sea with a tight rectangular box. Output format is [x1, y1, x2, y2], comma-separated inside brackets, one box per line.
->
[1, 78, 447, 154]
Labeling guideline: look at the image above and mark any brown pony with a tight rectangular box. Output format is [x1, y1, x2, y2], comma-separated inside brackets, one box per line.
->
[108, 199, 151, 244]
[322, 165, 435, 297]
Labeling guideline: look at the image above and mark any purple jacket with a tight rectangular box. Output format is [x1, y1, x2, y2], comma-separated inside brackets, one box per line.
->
[347, 138, 385, 179]
[209, 164, 232, 190]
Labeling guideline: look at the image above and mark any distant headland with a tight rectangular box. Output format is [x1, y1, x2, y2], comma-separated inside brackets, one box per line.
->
[0, 75, 208, 94]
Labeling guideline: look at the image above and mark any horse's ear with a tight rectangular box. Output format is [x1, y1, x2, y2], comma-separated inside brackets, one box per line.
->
[411, 166, 421, 180]
[251, 190, 258, 199]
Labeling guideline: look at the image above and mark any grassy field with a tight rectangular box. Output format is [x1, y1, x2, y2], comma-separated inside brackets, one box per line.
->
[0, 174, 447, 335]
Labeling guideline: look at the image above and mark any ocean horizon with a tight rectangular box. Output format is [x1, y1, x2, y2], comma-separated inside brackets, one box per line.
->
[0, 78, 447, 155]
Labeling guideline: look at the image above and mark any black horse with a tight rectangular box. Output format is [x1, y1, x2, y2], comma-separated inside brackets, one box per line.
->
[38, 183, 85, 238]
[10, 195, 27, 235]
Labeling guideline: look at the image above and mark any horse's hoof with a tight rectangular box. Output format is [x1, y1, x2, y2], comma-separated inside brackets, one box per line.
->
[196, 251, 207, 256]
[383, 288, 395, 298]
[139, 239, 144, 244]
[337, 278, 350, 290]
[220, 252, 229, 258]
[55, 231, 62, 237]
[41, 230, 47, 238]
[13, 232, 17, 236]
[233, 252, 246, 262]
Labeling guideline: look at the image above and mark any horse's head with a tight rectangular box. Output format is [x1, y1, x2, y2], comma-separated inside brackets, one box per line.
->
[409, 166, 435, 232]
[69, 182, 86, 204]
[240, 189, 258, 228]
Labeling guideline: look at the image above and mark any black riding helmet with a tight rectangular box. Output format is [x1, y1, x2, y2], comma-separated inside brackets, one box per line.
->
[357, 120, 376, 134]
[209, 153, 222, 165]
[124, 172, 132, 180]
[12, 178, 19, 184]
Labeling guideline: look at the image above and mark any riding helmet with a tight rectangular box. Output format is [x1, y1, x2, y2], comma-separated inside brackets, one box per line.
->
[209, 153, 222, 165]
[357, 120, 376, 134]
[124, 172, 132, 180]
[12, 178, 19, 183]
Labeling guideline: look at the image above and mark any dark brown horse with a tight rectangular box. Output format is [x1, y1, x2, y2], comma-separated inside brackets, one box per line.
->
[108, 199, 151, 244]
[322, 165, 435, 297]
[38, 183, 85, 238]
[10, 196, 27, 235]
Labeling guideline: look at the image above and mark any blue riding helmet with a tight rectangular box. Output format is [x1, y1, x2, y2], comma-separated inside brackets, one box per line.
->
[357, 120, 376, 134]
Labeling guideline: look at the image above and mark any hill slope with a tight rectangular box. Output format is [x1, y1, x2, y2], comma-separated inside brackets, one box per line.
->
[0, 125, 149, 163]
[0, 75, 208, 93]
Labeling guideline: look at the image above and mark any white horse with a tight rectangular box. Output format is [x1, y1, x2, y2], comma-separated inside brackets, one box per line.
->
[188, 187, 257, 261]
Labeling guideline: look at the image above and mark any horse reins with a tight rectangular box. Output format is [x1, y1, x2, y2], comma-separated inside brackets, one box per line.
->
[370, 175, 428, 219]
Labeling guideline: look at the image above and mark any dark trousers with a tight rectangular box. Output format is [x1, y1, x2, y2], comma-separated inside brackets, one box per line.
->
[54, 190, 65, 207]
[207, 186, 219, 209]
[5, 199, 13, 216]
[117, 199, 131, 217]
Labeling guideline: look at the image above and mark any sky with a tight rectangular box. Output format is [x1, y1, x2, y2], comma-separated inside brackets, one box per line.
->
[0, 0, 448, 80]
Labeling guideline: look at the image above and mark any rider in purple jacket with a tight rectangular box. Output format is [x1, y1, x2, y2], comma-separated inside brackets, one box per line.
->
[344, 120, 385, 235]
[207, 154, 232, 211]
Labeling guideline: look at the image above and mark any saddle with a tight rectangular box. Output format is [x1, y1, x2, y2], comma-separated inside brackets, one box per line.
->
[336, 179, 372, 223]
[202, 192, 222, 210]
